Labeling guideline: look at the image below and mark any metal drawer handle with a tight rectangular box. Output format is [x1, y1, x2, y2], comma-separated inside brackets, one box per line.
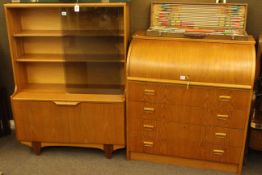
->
[54, 101, 80, 106]
[143, 124, 155, 129]
[215, 133, 227, 139]
[219, 95, 232, 101]
[143, 141, 154, 147]
[213, 149, 225, 156]
[144, 107, 155, 112]
[217, 114, 229, 120]
[144, 89, 155, 96]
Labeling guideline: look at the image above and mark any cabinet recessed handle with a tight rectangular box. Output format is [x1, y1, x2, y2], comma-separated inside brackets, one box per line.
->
[143, 124, 155, 129]
[53, 101, 80, 106]
[144, 89, 155, 96]
[144, 107, 155, 112]
[215, 132, 227, 139]
[219, 95, 232, 101]
[213, 149, 225, 156]
[217, 114, 229, 120]
[143, 141, 154, 147]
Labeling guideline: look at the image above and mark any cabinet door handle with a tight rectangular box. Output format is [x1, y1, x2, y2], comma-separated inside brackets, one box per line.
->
[144, 107, 155, 112]
[144, 89, 155, 96]
[215, 133, 227, 139]
[143, 124, 155, 129]
[217, 114, 229, 120]
[219, 95, 232, 101]
[143, 141, 154, 147]
[213, 149, 225, 156]
[53, 101, 80, 106]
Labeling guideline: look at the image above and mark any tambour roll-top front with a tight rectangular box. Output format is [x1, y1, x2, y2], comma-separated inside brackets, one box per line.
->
[127, 33, 256, 89]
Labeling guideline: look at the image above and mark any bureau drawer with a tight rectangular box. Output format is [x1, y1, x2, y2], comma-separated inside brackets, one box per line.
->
[128, 82, 167, 103]
[204, 127, 245, 147]
[128, 101, 248, 130]
[128, 117, 157, 139]
[128, 136, 167, 155]
[206, 108, 248, 129]
[202, 145, 242, 164]
[128, 82, 209, 107]
[128, 101, 160, 120]
[209, 89, 251, 110]
[12, 100, 125, 144]
[128, 82, 251, 110]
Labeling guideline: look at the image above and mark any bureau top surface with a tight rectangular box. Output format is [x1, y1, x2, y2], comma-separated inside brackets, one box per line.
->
[127, 32, 256, 89]
[133, 31, 255, 45]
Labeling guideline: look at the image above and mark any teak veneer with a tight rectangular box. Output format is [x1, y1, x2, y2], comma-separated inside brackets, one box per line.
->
[126, 32, 256, 174]
[5, 2, 129, 158]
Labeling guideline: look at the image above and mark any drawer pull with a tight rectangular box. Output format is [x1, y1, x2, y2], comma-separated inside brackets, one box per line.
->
[143, 141, 154, 147]
[215, 133, 227, 139]
[213, 149, 225, 156]
[54, 101, 80, 106]
[144, 107, 155, 112]
[143, 124, 155, 129]
[219, 95, 232, 101]
[144, 89, 155, 96]
[217, 114, 229, 120]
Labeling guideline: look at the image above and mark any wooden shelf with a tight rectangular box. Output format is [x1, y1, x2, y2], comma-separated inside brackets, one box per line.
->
[16, 54, 125, 63]
[13, 84, 125, 102]
[13, 30, 124, 37]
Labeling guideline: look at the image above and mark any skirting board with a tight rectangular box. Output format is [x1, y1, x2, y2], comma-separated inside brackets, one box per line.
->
[129, 152, 241, 174]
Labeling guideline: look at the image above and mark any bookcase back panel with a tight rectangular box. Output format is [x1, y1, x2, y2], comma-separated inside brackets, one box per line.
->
[26, 63, 65, 84]
[20, 8, 62, 31]
[14, 7, 123, 32]
[25, 63, 124, 86]
[22, 37, 124, 57]
[61, 7, 124, 31]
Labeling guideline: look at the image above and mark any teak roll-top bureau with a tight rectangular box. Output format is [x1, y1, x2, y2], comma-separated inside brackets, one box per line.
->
[126, 32, 256, 174]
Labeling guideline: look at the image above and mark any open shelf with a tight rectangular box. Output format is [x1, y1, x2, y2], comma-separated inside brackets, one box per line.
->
[13, 30, 124, 37]
[16, 54, 125, 63]
[13, 84, 125, 102]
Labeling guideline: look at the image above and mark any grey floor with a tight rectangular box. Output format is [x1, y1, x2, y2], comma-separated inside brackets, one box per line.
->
[0, 132, 262, 175]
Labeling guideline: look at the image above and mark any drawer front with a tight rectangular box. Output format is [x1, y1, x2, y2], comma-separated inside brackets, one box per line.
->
[210, 89, 251, 111]
[128, 119, 204, 158]
[128, 102, 203, 123]
[204, 127, 245, 147]
[128, 136, 167, 155]
[128, 82, 168, 103]
[128, 118, 243, 164]
[12, 100, 125, 144]
[128, 101, 248, 128]
[202, 145, 242, 164]
[128, 82, 251, 110]
[128, 82, 209, 107]
[128, 101, 160, 120]
[128, 117, 157, 139]
[206, 108, 248, 129]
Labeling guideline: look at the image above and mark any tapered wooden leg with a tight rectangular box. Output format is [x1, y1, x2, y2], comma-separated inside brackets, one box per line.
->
[32, 141, 41, 155]
[103, 144, 113, 159]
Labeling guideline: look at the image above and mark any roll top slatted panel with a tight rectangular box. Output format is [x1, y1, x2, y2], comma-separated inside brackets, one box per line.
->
[127, 32, 256, 89]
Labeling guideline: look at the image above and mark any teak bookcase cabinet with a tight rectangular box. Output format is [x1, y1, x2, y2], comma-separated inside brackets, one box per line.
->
[5, 2, 129, 158]
[126, 32, 256, 174]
